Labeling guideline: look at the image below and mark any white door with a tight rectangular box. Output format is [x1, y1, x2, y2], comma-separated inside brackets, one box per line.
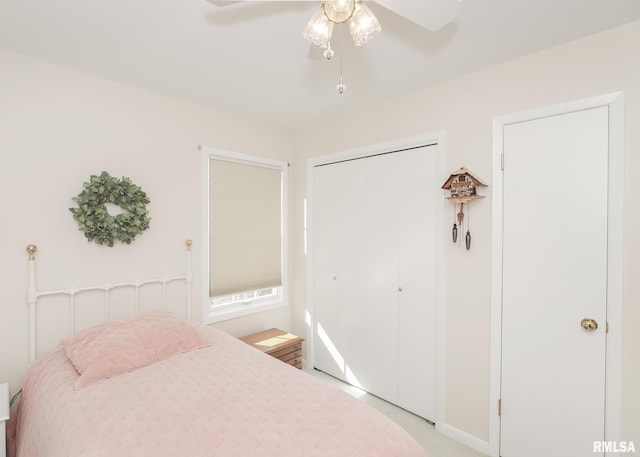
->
[313, 144, 439, 421]
[500, 107, 609, 456]
[364, 145, 438, 417]
[365, 152, 400, 403]
[397, 146, 438, 420]
[313, 160, 367, 385]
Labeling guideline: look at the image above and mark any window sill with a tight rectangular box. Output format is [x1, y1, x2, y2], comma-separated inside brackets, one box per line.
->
[205, 299, 288, 324]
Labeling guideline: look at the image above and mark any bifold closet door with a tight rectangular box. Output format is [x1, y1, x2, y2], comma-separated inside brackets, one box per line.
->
[397, 146, 438, 420]
[365, 153, 400, 403]
[313, 145, 438, 422]
[364, 145, 438, 419]
[313, 160, 367, 385]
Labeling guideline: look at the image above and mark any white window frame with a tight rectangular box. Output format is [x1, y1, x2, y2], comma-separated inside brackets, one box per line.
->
[201, 145, 288, 324]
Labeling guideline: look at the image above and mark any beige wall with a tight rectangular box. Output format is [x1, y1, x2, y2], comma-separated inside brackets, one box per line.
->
[290, 21, 640, 445]
[0, 48, 294, 392]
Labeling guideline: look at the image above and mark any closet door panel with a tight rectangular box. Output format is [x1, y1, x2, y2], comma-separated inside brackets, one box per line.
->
[336, 160, 368, 386]
[313, 164, 342, 379]
[365, 153, 399, 403]
[313, 161, 367, 385]
[397, 145, 438, 420]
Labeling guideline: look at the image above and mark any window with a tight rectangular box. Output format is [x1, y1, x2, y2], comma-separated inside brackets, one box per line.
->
[201, 146, 288, 323]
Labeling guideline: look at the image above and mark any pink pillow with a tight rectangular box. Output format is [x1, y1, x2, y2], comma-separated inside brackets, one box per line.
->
[60, 311, 209, 389]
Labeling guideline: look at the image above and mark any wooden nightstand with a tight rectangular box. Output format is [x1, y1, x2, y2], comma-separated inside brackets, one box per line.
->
[1, 383, 9, 457]
[240, 328, 304, 369]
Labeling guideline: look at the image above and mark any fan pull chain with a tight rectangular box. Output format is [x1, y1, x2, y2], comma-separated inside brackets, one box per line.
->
[336, 51, 346, 94]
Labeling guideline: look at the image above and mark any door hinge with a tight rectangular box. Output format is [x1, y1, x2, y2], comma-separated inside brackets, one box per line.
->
[498, 399, 502, 417]
[501, 153, 505, 170]
[606, 321, 609, 334]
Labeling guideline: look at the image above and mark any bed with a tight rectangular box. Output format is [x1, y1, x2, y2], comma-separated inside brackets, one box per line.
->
[9, 242, 429, 457]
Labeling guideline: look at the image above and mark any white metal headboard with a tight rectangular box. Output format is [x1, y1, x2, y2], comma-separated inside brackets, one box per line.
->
[26, 240, 193, 363]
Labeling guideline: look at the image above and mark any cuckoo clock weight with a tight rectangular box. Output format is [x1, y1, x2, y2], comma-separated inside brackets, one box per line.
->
[441, 167, 487, 250]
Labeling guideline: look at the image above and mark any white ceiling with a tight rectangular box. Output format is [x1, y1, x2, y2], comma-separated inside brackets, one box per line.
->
[1, 0, 640, 128]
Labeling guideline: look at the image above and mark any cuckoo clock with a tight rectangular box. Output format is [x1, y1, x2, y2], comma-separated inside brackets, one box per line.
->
[441, 167, 487, 250]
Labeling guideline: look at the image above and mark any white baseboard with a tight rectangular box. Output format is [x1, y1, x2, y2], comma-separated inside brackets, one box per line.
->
[436, 422, 490, 455]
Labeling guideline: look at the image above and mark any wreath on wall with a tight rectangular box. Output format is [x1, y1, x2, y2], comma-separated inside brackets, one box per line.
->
[69, 171, 151, 247]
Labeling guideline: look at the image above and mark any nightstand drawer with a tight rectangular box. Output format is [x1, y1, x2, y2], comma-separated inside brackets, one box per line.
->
[284, 356, 303, 367]
[270, 343, 302, 361]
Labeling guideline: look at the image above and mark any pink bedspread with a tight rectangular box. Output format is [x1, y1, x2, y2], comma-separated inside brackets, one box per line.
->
[14, 326, 429, 457]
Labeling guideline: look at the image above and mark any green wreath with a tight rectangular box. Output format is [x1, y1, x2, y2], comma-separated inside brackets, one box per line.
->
[69, 171, 151, 247]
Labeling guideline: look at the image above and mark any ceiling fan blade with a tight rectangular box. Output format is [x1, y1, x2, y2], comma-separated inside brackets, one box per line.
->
[207, 0, 316, 5]
[206, 0, 243, 6]
[371, 0, 462, 31]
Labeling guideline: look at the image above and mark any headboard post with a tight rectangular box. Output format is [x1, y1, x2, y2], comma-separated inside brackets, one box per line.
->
[185, 239, 192, 323]
[26, 245, 38, 364]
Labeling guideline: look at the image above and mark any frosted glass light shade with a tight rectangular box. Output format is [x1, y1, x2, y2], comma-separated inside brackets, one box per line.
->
[303, 7, 334, 48]
[322, 0, 356, 24]
[349, 2, 381, 46]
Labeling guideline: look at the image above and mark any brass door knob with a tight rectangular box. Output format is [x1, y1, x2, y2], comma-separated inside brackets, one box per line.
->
[581, 318, 598, 331]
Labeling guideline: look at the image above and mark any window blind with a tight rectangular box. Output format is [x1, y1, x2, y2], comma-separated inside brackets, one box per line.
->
[209, 158, 282, 297]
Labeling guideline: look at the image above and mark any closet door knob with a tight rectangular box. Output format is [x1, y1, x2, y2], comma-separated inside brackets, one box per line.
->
[398, 287, 403, 292]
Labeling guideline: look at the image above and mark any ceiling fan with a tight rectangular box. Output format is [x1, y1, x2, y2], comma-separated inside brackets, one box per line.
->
[209, 0, 463, 40]
[209, 0, 462, 92]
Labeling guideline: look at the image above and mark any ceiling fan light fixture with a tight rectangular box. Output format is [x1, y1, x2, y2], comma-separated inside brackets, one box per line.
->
[303, 7, 334, 48]
[348, 2, 381, 46]
[322, 0, 356, 24]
